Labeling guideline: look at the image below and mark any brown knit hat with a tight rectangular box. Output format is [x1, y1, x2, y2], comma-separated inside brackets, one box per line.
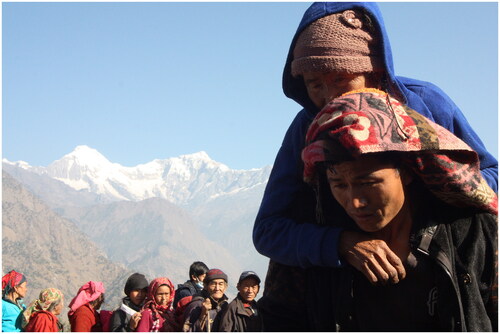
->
[291, 10, 384, 77]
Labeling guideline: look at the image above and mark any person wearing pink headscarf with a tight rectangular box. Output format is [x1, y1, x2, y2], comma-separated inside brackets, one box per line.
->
[67, 281, 105, 332]
[2, 270, 28, 332]
[136, 277, 179, 332]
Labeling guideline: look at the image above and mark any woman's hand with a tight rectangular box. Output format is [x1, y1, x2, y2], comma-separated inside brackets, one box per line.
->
[339, 230, 406, 285]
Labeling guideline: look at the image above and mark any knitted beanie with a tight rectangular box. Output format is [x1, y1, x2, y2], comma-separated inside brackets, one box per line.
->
[124, 273, 148, 296]
[203, 269, 228, 284]
[291, 10, 384, 76]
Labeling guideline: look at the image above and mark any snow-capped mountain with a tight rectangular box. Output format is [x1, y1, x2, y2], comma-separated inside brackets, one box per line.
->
[4, 145, 272, 207]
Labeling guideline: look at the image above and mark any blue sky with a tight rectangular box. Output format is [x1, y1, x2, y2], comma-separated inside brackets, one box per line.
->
[3, 2, 498, 170]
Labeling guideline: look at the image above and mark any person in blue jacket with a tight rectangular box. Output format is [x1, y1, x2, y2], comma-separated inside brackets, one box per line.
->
[252, 2, 498, 331]
[2, 270, 28, 332]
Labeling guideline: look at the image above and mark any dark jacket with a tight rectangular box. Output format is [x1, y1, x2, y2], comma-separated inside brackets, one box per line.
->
[109, 297, 141, 332]
[174, 280, 202, 309]
[306, 202, 498, 331]
[253, 2, 498, 331]
[182, 290, 229, 332]
[219, 295, 263, 332]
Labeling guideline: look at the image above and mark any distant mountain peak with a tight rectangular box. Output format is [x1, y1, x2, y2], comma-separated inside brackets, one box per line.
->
[181, 151, 210, 160]
[61, 145, 111, 166]
[3, 145, 271, 206]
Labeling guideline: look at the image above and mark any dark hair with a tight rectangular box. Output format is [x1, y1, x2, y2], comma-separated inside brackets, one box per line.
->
[189, 261, 209, 278]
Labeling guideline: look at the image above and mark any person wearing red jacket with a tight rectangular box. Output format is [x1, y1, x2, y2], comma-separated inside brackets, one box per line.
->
[23, 288, 64, 332]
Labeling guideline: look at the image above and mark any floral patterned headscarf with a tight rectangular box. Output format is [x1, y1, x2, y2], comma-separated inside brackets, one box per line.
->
[22, 288, 63, 328]
[302, 89, 498, 216]
[142, 277, 176, 332]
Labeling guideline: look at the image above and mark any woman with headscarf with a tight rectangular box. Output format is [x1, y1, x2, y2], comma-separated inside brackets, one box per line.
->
[22, 288, 64, 332]
[2, 270, 28, 332]
[136, 277, 179, 332]
[67, 281, 105, 332]
[300, 90, 498, 331]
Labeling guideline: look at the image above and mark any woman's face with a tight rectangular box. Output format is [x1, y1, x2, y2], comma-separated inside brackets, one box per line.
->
[154, 285, 171, 307]
[303, 71, 373, 109]
[53, 300, 64, 316]
[15, 282, 27, 299]
[129, 288, 147, 307]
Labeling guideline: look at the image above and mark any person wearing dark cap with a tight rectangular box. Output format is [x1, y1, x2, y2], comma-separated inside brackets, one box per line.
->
[252, 2, 498, 331]
[219, 271, 263, 332]
[109, 273, 149, 332]
[182, 268, 229, 332]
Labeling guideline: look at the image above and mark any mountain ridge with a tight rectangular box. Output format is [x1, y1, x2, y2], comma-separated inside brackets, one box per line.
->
[3, 145, 271, 207]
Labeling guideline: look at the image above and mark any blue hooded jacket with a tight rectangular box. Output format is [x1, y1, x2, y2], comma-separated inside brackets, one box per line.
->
[253, 2, 498, 269]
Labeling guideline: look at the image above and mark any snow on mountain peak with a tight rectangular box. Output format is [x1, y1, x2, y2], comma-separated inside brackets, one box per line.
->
[5, 146, 271, 206]
[63, 145, 112, 167]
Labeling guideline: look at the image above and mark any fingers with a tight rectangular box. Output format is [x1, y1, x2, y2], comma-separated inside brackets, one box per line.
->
[340, 231, 407, 285]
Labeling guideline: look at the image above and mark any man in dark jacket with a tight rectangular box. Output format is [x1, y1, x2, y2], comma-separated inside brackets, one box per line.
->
[252, 2, 498, 331]
[219, 271, 263, 332]
[300, 90, 498, 331]
[174, 261, 209, 309]
[182, 269, 229, 332]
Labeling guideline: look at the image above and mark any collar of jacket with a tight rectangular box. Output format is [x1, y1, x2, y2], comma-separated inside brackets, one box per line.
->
[122, 296, 142, 312]
[235, 295, 258, 317]
[411, 204, 467, 331]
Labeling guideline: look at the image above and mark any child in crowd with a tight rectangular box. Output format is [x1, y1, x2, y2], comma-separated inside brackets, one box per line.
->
[136, 277, 179, 332]
[110, 273, 149, 332]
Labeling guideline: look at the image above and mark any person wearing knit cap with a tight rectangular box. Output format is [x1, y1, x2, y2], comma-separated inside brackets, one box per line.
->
[2, 270, 28, 332]
[300, 90, 497, 330]
[219, 271, 263, 332]
[109, 272, 149, 332]
[67, 281, 105, 332]
[253, 2, 498, 331]
[182, 268, 229, 332]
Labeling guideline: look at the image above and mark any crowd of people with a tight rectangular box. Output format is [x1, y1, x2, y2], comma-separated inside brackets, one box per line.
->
[2, 263, 264, 332]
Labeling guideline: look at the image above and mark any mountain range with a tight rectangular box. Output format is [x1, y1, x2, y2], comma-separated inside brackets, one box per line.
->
[2, 171, 131, 326]
[2, 146, 272, 306]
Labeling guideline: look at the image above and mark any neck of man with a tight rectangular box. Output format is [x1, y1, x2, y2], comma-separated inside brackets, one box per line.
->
[372, 200, 413, 261]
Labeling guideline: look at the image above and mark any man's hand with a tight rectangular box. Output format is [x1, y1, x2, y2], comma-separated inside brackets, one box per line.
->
[339, 230, 406, 285]
[201, 298, 212, 315]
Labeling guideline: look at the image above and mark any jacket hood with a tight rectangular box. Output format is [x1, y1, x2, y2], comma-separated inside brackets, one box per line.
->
[283, 2, 401, 112]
